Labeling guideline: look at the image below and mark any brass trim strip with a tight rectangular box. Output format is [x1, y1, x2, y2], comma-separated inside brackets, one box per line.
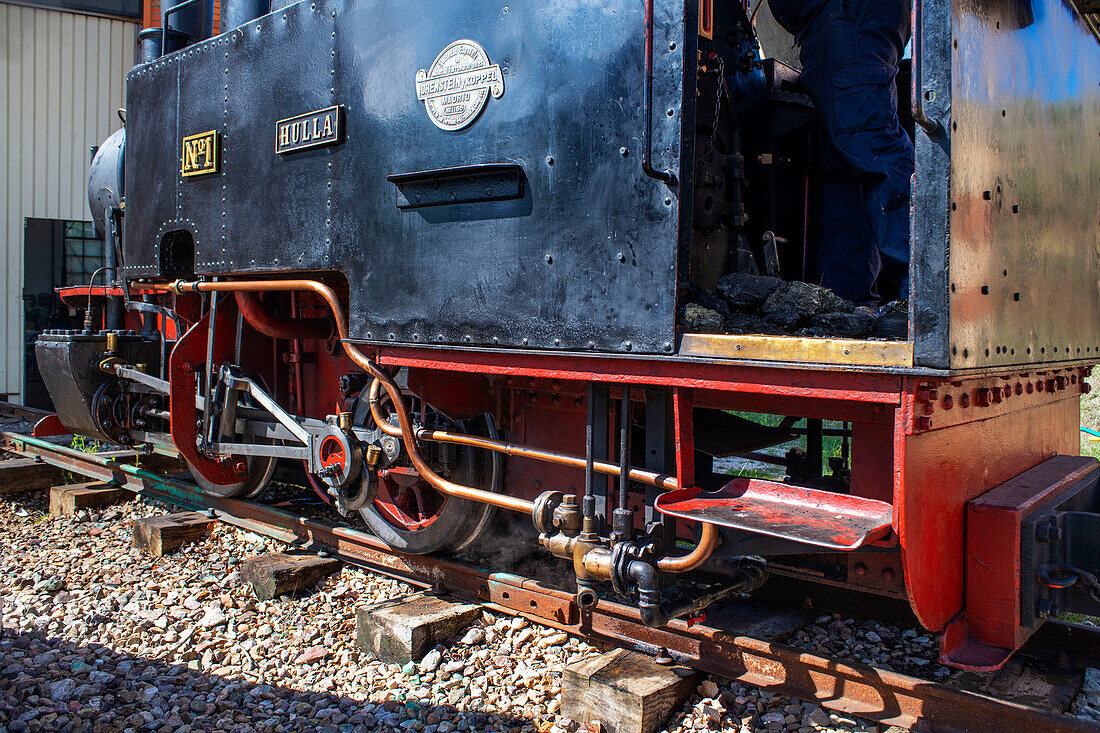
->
[679, 333, 915, 368]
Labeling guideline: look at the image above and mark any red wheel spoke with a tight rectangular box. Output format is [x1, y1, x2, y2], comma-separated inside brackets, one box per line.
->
[374, 468, 447, 531]
[412, 486, 430, 521]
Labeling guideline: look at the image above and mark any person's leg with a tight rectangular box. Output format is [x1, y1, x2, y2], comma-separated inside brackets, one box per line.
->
[799, 0, 913, 304]
[798, 5, 879, 306]
[815, 134, 881, 306]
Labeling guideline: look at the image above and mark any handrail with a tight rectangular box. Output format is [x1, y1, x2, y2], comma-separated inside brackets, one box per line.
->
[160, 0, 204, 57]
[642, 0, 678, 185]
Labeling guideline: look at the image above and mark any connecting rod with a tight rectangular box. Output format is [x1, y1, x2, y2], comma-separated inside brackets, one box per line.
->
[150, 278, 717, 571]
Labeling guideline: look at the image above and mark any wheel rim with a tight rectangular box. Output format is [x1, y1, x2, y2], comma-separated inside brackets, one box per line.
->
[186, 452, 276, 498]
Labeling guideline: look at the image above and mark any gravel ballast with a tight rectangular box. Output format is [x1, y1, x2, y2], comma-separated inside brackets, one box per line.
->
[3, 489, 910, 733]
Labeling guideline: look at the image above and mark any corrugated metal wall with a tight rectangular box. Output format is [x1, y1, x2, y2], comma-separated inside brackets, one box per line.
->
[0, 3, 137, 400]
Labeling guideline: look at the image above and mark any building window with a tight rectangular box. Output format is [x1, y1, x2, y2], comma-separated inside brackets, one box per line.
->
[63, 221, 105, 287]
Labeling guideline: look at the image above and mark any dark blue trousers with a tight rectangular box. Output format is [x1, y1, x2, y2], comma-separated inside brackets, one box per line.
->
[796, 0, 914, 306]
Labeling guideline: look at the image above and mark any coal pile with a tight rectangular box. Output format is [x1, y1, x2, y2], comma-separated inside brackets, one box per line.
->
[681, 274, 878, 339]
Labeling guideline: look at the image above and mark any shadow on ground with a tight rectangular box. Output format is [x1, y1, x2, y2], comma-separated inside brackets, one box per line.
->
[0, 627, 532, 733]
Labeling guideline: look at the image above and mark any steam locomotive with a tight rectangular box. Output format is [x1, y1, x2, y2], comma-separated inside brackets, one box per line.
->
[36, 0, 1100, 670]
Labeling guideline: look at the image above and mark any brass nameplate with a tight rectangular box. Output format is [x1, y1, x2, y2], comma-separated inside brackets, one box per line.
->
[181, 130, 218, 177]
[276, 105, 343, 154]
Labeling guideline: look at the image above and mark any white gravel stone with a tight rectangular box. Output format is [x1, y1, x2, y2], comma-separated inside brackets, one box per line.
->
[2, 484, 911, 733]
[461, 627, 485, 645]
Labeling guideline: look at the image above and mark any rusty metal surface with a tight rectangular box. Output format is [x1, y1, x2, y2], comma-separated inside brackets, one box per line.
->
[945, 0, 1100, 370]
[0, 402, 54, 421]
[2, 430, 1095, 733]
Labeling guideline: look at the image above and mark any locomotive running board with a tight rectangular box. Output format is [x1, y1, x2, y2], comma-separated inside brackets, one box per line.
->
[655, 478, 893, 550]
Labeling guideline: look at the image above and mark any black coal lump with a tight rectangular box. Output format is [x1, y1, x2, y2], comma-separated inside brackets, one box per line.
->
[716, 273, 782, 311]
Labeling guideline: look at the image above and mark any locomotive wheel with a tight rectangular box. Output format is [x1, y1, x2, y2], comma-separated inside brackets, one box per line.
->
[185, 451, 276, 499]
[353, 393, 499, 555]
[183, 373, 278, 499]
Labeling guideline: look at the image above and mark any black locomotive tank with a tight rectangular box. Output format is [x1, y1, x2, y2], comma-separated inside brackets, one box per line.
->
[123, 0, 709, 353]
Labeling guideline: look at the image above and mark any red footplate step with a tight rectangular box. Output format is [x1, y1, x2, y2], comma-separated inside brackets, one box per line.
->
[655, 478, 893, 550]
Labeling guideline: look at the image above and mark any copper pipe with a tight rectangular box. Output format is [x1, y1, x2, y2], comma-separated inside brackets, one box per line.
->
[155, 279, 349, 340]
[657, 522, 719, 573]
[234, 290, 332, 341]
[152, 278, 715, 553]
[151, 279, 530, 513]
[362, 364, 535, 514]
[367, 378, 677, 491]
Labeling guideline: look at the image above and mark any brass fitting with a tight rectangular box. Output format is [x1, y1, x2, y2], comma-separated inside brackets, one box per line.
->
[98, 356, 125, 374]
[538, 531, 613, 583]
[540, 531, 576, 561]
[579, 544, 613, 581]
[337, 411, 352, 431]
[365, 444, 382, 467]
[552, 494, 583, 536]
[105, 332, 118, 352]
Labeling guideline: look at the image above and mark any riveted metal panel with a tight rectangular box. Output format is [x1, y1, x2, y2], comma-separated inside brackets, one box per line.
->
[124, 54, 180, 276]
[945, 0, 1100, 369]
[177, 37, 231, 271]
[219, 1, 335, 272]
[330, 0, 685, 353]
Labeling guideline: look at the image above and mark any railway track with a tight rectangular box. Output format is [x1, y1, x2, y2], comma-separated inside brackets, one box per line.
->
[1, 418, 1097, 733]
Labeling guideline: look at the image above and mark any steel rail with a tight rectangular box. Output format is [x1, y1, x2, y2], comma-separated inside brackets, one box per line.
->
[0, 402, 55, 422]
[1, 430, 1094, 733]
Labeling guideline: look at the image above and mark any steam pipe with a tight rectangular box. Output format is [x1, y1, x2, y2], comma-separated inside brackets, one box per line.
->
[630, 556, 764, 626]
[234, 291, 332, 341]
[103, 207, 124, 330]
[583, 383, 598, 531]
[656, 522, 718, 573]
[363, 365, 535, 514]
[366, 378, 677, 491]
[618, 387, 631, 512]
[289, 292, 306, 414]
[612, 386, 633, 542]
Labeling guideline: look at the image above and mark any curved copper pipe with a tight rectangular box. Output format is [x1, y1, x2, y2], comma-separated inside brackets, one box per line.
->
[234, 290, 332, 341]
[657, 522, 719, 573]
[151, 281, 531, 513]
[366, 379, 678, 491]
[155, 279, 350, 340]
[361, 363, 534, 514]
[152, 278, 717, 576]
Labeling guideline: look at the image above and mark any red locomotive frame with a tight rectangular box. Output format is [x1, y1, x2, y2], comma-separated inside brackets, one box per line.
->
[54, 283, 1094, 670]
